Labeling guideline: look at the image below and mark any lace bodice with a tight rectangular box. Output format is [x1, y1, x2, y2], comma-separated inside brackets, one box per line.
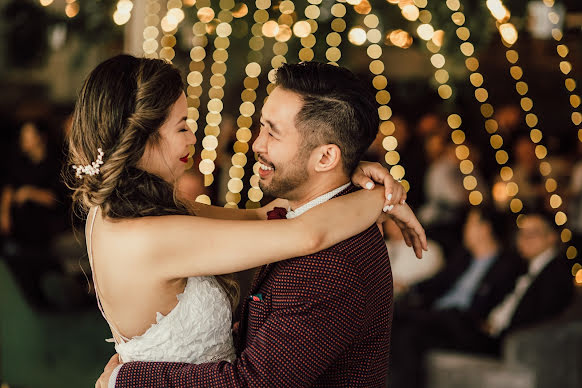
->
[86, 207, 235, 364]
[115, 275, 235, 363]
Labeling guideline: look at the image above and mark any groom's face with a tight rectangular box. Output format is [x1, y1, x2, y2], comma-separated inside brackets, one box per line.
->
[252, 86, 311, 199]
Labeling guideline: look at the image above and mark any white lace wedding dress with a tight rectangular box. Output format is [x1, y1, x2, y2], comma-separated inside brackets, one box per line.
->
[86, 207, 236, 363]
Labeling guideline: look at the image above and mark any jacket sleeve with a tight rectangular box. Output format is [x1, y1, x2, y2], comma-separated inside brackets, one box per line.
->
[114, 252, 366, 387]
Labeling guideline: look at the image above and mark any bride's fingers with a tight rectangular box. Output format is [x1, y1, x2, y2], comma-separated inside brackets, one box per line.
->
[408, 233, 423, 259]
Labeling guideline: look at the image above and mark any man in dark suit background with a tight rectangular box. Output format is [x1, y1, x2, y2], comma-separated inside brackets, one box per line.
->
[485, 212, 573, 337]
[390, 210, 574, 388]
[390, 206, 524, 388]
[400, 206, 524, 318]
[98, 62, 426, 387]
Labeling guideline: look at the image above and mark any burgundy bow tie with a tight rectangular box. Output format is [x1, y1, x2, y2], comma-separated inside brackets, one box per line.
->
[267, 207, 288, 220]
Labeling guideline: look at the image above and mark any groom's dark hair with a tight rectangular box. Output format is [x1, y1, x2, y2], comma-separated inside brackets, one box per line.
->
[275, 62, 379, 174]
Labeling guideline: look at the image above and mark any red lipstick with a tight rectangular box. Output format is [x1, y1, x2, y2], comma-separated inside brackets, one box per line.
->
[179, 154, 189, 163]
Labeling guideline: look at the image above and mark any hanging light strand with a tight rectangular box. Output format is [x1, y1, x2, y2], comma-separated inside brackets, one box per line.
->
[247, 0, 291, 209]
[159, 0, 185, 62]
[541, 0, 582, 142]
[197, 0, 234, 198]
[352, 3, 408, 191]
[295, 0, 322, 62]
[325, 1, 346, 65]
[407, 1, 485, 205]
[113, 0, 134, 25]
[486, 0, 578, 261]
[143, 0, 161, 58]
[444, 0, 520, 209]
[185, 2, 211, 203]
[224, 2, 269, 209]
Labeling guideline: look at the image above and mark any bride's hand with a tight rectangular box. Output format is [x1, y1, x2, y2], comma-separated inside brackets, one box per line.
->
[96, 353, 122, 388]
[351, 161, 406, 211]
[387, 203, 427, 259]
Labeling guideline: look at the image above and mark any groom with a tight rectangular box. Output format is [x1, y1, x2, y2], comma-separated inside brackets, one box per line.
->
[100, 62, 424, 387]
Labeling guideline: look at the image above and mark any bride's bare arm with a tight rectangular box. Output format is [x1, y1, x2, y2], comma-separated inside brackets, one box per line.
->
[186, 198, 289, 221]
[184, 161, 405, 221]
[137, 187, 386, 280]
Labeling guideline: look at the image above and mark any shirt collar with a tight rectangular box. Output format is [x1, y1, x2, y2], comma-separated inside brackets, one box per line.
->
[286, 182, 351, 219]
[528, 246, 557, 276]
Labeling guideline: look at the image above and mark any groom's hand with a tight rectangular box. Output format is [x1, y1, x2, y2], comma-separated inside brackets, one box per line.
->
[96, 354, 122, 388]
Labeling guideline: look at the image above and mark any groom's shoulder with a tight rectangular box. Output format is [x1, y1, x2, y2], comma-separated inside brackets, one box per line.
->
[277, 224, 387, 278]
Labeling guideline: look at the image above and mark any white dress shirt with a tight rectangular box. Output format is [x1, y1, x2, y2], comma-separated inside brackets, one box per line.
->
[285, 182, 351, 219]
[486, 247, 557, 336]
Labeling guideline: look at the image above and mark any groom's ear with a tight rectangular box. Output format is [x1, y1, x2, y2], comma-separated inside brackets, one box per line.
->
[313, 144, 342, 172]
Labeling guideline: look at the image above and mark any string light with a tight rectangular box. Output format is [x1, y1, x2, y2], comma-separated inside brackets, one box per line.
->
[408, 1, 484, 205]
[354, 3, 408, 192]
[113, 0, 134, 25]
[159, 0, 184, 62]
[541, 0, 581, 142]
[143, 0, 161, 58]
[325, 2, 347, 66]
[438, 0, 523, 209]
[185, 1, 210, 204]
[225, 1, 270, 209]
[296, 0, 322, 62]
[65, 0, 79, 18]
[247, 0, 292, 209]
[486, 0, 578, 262]
[198, 0, 234, 200]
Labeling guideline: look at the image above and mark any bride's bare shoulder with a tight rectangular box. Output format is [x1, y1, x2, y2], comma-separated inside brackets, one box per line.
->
[98, 214, 196, 259]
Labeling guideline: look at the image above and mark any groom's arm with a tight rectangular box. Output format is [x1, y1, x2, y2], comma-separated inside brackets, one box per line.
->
[112, 252, 366, 387]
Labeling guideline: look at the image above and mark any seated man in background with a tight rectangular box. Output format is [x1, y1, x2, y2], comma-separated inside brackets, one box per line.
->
[399, 206, 523, 317]
[390, 210, 574, 388]
[390, 206, 524, 388]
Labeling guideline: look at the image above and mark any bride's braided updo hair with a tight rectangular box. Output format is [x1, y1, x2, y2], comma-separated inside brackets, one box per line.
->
[65, 55, 238, 308]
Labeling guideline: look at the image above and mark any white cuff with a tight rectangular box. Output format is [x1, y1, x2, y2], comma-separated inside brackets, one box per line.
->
[108, 364, 123, 388]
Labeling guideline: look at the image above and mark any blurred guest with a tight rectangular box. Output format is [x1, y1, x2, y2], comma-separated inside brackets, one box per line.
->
[0, 120, 66, 308]
[509, 134, 545, 208]
[568, 141, 582, 249]
[383, 218, 443, 297]
[494, 104, 521, 141]
[418, 128, 491, 257]
[1, 121, 64, 247]
[398, 206, 523, 318]
[485, 212, 573, 337]
[390, 211, 573, 388]
[416, 112, 447, 137]
[418, 130, 466, 228]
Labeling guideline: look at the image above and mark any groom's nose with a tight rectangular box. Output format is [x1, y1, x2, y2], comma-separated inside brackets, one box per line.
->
[252, 127, 267, 154]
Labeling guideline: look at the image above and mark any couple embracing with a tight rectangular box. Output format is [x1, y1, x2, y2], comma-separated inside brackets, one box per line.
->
[67, 56, 426, 387]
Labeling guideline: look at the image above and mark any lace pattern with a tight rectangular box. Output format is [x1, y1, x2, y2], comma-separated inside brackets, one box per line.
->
[115, 276, 235, 364]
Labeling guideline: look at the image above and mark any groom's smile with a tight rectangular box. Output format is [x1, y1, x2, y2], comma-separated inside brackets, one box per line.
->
[252, 86, 310, 200]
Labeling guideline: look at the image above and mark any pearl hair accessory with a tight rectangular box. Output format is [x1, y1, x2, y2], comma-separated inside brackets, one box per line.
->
[72, 148, 104, 179]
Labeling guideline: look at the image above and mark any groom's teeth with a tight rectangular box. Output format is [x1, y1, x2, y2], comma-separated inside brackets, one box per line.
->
[259, 163, 273, 171]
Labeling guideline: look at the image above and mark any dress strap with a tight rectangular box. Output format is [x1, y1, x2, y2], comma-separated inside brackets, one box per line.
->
[87, 207, 131, 344]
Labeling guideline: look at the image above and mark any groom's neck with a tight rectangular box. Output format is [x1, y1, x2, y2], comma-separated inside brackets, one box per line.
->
[287, 175, 350, 210]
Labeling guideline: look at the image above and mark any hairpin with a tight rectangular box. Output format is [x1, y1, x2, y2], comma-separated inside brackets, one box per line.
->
[72, 148, 104, 179]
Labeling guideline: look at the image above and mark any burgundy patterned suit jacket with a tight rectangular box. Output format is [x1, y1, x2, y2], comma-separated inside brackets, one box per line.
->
[115, 186, 393, 387]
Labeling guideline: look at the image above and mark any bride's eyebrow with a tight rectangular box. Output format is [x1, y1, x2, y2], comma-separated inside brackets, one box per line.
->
[174, 116, 187, 126]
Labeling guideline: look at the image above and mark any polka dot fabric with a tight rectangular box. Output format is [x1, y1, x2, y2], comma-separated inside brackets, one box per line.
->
[116, 186, 393, 387]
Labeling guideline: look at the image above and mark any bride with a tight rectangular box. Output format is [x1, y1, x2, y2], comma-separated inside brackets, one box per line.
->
[66, 55, 425, 365]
